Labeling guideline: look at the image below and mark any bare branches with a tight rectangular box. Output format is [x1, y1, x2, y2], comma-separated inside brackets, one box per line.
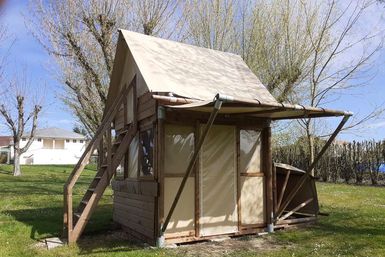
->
[27, 0, 182, 135]
[182, 0, 237, 51]
[20, 104, 42, 154]
[0, 72, 43, 176]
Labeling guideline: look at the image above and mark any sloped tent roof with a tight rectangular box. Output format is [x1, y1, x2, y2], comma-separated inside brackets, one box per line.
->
[22, 127, 86, 140]
[106, 30, 351, 119]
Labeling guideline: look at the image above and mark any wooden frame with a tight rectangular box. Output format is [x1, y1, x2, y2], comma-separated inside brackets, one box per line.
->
[65, 88, 346, 245]
[237, 126, 267, 230]
[64, 76, 137, 243]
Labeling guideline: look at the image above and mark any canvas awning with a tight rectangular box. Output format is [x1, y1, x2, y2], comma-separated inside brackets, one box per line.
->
[153, 94, 352, 120]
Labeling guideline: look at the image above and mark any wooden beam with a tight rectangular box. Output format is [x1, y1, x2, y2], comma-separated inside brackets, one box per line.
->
[272, 164, 277, 215]
[276, 169, 291, 213]
[71, 124, 137, 242]
[156, 105, 165, 240]
[64, 76, 136, 243]
[278, 198, 314, 221]
[236, 127, 241, 230]
[276, 115, 351, 218]
[194, 120, 200, 237]
[152, 95, 197, 105]
[263, 126, 273, 227]
[275, 216, 317, 225]
[161, 99, 223, 233]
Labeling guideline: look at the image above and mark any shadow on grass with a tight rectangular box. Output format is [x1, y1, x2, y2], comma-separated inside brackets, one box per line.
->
[0, 169, 12, 175]
[77, 233, 151, 256]
[314, 210, 385, 236]
[2, 204, 152, 254]
[2, 204, 116, 239]
[276, 209, 385, 255]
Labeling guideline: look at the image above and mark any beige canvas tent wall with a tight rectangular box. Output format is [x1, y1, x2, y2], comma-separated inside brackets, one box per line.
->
[63, 30, 352, 245]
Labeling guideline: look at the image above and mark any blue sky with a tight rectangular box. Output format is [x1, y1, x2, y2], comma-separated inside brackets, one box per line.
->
[0, 0, 385, 141]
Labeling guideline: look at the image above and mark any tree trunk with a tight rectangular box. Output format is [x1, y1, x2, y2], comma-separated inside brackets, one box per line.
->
[306, 124, 315, 176]
[13, 150, 21, 176]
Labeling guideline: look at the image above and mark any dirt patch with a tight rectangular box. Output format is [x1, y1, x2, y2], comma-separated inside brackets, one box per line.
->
[168, 235, 285, 257]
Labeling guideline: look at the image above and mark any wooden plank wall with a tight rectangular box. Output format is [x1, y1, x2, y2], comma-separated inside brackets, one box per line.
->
[112, 180, 158, 243]
[111, 91, 158, 244]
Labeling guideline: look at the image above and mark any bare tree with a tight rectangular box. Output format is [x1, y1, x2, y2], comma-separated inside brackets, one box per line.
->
[0, 74, 42, 176]
[182, 0, 317, 102]
[296, 0, 383, 174]
[182, 0, 237, 51]
[0, 9, 8, 87]
[27, 0, 182, 136]
[239, 0, 317, 102]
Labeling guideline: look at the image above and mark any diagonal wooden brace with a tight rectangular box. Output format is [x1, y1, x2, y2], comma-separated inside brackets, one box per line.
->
[276, 114, 351, 219]
[161, 98, 223, 233]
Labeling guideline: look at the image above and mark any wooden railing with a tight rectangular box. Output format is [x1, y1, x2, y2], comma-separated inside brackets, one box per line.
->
[63, 77, 135, 243]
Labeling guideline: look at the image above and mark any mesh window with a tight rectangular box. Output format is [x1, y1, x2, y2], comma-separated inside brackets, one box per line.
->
[139, 129, 154, 176]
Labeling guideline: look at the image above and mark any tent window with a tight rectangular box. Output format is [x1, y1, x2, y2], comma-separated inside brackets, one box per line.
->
[127, 134, 139, 178]
[164, 124, 195, 175]
[139, 129, 154, 177]
[115, 158, 125, 180]
[239, 130, 262, 174]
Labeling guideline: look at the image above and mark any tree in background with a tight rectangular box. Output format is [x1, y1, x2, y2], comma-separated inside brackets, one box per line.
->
[182, 0, 383, 175]
[297, 0, 383, 175]
[28, 0, 182, 136]
[73, 126, 87, 136]
[0, 8, 8, 88]
[182, 0, 237, 52]
[28, 0, 384, 171]
[0, 74, 42, 176]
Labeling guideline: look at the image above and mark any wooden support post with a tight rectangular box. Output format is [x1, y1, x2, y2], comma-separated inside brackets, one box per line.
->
[276, 169, 291, 213]
[276, 115, 351, 219]
[272, 163, 277, 216]
[161, 99, 223, 233]
[107, 124, 112, 177]
[264, 126, 273, 231]
[156, 105, 165, 243]
[194, 120, 200, 238]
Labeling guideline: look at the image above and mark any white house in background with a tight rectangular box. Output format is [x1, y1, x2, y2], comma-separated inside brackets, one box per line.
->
[19, 127, 87, 165]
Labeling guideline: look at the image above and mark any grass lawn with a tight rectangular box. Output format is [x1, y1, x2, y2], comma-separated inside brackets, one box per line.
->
[1, 165, 385, 256]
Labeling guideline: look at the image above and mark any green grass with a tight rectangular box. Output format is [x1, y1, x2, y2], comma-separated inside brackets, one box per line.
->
[1, 165, 385, 256]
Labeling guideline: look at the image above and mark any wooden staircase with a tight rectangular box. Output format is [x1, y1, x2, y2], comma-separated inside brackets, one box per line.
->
[63, 78, 137, 243]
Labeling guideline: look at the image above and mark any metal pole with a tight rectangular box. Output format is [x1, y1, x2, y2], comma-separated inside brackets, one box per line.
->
[161, 98, 223, 234]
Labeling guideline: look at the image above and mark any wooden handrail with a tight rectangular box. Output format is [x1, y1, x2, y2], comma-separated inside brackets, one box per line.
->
[63, 76, 136, 241]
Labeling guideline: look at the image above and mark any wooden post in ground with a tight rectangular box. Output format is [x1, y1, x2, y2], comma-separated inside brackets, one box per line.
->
[264, 125, 273, 232]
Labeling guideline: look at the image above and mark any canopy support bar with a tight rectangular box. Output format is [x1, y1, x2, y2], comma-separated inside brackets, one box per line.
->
[161, 97, 223, 233]
[276, 114, 351, 219]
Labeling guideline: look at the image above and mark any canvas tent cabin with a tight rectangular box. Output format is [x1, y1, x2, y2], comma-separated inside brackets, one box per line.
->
[63, 30, 352, 245]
